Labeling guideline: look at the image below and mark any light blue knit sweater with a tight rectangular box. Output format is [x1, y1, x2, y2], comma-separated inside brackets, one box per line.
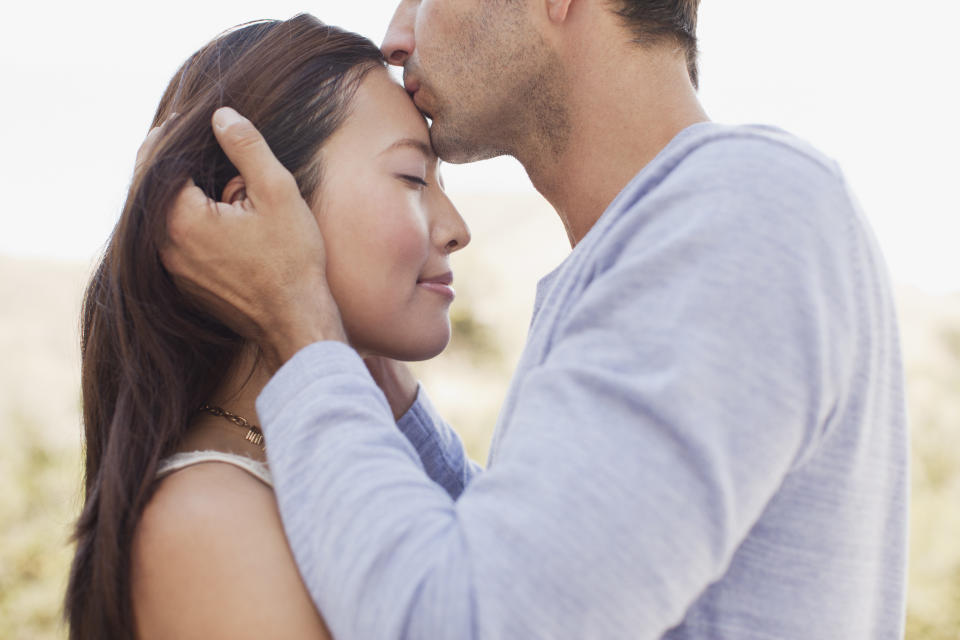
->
[257, 123, 908, 639]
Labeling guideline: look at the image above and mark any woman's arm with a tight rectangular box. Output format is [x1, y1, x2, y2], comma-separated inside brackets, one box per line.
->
[132, 462, 331, 640]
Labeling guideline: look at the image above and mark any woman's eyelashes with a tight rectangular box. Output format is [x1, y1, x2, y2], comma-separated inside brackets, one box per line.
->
[399, 174, 429, 188]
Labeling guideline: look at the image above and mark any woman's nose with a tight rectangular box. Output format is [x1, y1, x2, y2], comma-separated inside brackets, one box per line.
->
[382, 1, 417, 66]
[434, 198, 471, 254]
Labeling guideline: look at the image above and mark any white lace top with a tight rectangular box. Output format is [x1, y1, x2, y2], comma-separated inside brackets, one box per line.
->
[156, 450, 273, 487]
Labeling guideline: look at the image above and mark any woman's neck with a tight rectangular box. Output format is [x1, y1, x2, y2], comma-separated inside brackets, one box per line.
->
[178, 344, 274, 462]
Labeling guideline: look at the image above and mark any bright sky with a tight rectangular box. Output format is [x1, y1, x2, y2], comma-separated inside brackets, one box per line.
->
[2, 0, 957, 292]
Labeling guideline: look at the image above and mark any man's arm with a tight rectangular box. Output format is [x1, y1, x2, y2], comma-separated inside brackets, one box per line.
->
[255, 149, 859, 638]
[162, 115, 863, 638]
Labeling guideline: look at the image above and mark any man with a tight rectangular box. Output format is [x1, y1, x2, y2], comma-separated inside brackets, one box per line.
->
[162, 0, 908, 637]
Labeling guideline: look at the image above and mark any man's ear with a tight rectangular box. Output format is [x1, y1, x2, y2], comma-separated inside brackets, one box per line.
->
[546, 0, 575, 23]
[221, 175, 247, 204]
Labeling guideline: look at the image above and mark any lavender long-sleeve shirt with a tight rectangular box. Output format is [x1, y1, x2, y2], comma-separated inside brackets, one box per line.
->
[257, 123, 908, 639]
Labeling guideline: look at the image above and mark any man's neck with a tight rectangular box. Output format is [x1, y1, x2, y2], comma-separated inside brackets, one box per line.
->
[515, 25, 709, 247]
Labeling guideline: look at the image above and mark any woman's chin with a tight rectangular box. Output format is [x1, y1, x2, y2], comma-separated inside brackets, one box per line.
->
[391, 332, 451, 362]
[353, 327, 451, 363]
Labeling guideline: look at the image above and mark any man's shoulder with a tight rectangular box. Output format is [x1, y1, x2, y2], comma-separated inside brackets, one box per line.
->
[664, 122, 839, 178]
[601, 122, 857, 245]
[603, 123, 853, 238]
[582, 122, 872, 296]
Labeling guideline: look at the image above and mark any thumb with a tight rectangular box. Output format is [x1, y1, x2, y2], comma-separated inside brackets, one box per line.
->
[211, 106, 298, 207]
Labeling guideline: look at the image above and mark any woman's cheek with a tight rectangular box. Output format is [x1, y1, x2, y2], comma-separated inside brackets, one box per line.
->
[373, 200, 430, 274]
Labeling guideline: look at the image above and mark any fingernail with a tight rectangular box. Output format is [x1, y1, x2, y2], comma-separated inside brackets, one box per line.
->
[213, 107, 243, 131]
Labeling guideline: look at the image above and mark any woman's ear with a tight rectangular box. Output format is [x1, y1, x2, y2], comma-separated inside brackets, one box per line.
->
[221, 175, 247, 204]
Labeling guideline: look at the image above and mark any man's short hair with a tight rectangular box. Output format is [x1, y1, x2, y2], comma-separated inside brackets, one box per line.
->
[609, 0, 701, 89]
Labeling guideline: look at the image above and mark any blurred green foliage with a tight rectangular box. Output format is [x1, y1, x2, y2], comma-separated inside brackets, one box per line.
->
[0, 413, 79, 640]
[449, 306, 503, 365]
[904, 321, 960, 639]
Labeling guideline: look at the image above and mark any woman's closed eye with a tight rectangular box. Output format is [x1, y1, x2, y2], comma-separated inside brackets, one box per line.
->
[399, 174, 428, 188]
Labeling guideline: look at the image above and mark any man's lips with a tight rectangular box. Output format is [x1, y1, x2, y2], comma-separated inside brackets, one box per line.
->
[404, 76, 432, 118]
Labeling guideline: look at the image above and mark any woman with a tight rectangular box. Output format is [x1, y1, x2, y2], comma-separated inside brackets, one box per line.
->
[65, 14, 469, 639]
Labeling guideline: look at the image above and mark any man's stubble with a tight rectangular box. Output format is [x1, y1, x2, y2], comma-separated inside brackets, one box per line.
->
[422, 7, 571, 167]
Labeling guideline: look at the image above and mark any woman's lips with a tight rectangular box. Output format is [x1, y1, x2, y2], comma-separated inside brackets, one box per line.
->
[418, 272, 455, 300]
[418, 282, 455, 299]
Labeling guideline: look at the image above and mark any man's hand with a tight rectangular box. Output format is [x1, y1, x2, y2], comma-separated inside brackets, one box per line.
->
[159, 107, 347, 371]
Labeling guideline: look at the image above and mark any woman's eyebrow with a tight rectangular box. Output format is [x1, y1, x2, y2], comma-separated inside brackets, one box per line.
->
[380, 138, 436, 160]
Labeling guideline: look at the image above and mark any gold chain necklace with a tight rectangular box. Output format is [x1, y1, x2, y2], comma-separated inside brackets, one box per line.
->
[198, 405, 266, 450]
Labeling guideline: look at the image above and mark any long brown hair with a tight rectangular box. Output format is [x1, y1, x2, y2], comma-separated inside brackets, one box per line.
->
[65, 15, 383, 639]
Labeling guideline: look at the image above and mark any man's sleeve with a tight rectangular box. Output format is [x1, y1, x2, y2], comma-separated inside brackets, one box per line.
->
[395, 386, 483, 499]
[256, 144, 861, 639]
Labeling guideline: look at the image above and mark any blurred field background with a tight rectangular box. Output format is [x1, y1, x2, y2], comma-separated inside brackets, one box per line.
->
[0, 192, 958, 638]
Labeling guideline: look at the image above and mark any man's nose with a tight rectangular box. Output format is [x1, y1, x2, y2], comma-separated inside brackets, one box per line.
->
[381, 1, 417, 66]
